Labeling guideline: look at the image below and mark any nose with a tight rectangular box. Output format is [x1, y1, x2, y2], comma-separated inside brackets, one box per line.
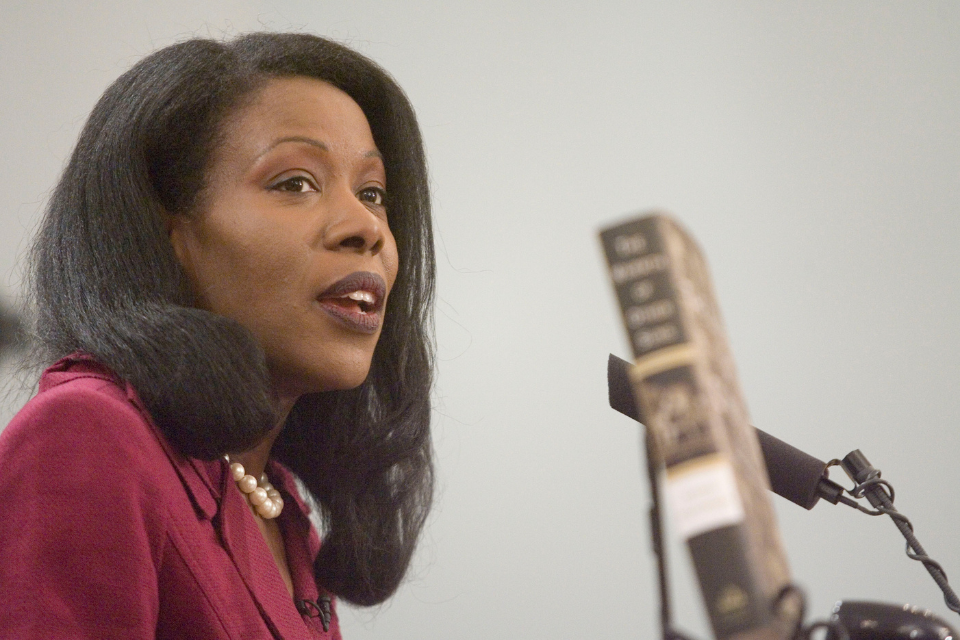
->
[322, 190, 386, 255]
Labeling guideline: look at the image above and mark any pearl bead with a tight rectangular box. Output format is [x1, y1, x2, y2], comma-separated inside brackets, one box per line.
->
[249, 487, 268, 506]
[223, 456, 283, 520]
[238, 474, 258, 494]
[256, 500, 277, 518]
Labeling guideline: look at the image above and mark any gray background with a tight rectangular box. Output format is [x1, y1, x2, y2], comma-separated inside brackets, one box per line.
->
[2, 2, 959, 638]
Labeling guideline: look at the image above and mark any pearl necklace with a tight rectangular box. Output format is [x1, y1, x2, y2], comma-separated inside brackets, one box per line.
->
[225, 456, 284, 519]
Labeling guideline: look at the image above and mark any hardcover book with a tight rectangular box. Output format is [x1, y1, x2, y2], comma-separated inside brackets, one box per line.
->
[600, 213, 792, 640]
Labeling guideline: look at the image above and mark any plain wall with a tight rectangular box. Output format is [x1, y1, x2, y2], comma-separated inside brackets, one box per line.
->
[2, 2, 959, 638]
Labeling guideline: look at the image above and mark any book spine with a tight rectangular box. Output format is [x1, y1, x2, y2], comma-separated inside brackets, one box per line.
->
[600, 214, 791, 640]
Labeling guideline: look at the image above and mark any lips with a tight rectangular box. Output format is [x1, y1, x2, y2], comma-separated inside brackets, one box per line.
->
[316, 271, 387, 333]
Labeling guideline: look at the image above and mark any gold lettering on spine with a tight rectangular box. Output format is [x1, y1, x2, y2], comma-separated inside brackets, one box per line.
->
[630, 279, 655, 303]
[614, 232, 648, 258]
[626, 299, 676, 328]
[611, 253, 669, 284]
[634, 323, 680, 352]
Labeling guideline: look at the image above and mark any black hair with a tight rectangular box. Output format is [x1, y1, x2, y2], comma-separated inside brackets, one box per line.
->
[27, 32, 434, 606]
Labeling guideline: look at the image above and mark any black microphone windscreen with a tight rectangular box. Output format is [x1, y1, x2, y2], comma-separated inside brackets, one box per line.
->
[606, 353, 828, 510]
[607, 353, 643, 423]
[753, 429, 826, 510]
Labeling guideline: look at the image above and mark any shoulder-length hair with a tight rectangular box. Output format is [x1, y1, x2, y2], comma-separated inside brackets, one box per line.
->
[28, 32, 434, 606]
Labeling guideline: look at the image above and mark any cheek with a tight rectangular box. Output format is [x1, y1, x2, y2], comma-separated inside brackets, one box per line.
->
[185, 222, 309, 322]
[382, 233, 401, 290]
[222, 245, 307, 320]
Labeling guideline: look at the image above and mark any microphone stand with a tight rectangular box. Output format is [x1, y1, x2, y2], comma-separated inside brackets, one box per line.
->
[642, 430, 697, 640]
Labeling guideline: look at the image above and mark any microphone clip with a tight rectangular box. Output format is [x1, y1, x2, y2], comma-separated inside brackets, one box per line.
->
[295, 595, 332, 632]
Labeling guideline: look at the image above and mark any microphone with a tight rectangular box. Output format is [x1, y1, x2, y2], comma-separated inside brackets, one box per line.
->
[607, 353, 844, 510]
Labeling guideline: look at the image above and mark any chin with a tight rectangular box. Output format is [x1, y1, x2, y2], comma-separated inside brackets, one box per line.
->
[271, 353, 374, 398]
[322, 366, 372, 392]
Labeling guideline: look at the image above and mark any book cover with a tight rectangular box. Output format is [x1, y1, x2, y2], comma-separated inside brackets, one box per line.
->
[600, 213, 792, 640]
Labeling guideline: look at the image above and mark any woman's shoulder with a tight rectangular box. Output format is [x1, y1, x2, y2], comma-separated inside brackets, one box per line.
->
[0, 355, 178, 636]
[1, 353, 162, 464]
[0, 353, 187, 507]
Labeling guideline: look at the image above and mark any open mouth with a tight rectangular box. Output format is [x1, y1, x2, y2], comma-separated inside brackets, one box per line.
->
[323, 290, 379, 314]
[316, 272, 386, 333]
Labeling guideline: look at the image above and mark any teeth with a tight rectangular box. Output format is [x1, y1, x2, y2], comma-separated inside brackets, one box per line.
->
[344, 291, 376, 304]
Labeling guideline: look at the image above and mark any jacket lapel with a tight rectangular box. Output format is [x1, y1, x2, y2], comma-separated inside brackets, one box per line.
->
[216, 461, 324, 639]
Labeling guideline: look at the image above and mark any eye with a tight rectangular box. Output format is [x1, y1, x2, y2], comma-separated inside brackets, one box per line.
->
[270, 175, 318, 193]
[358, 186, 386, 206]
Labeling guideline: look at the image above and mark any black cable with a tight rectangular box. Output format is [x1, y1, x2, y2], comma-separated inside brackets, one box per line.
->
[838, 450, 960, 616]
[854, 480, 959, 613]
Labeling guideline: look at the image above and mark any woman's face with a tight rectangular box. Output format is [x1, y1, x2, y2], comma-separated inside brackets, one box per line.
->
[169, 76, 399, 400]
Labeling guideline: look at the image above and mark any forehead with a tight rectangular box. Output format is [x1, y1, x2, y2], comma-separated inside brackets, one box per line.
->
[215, 76, 378, 159]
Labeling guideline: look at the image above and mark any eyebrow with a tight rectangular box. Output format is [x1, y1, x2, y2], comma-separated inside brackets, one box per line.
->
[257, 136, 383, 161]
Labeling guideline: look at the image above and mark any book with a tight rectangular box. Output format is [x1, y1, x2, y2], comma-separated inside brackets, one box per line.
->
[599, 212, 792, 640]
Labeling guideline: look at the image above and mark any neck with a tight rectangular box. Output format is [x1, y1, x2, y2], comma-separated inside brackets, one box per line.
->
[231, 394, 297, 479]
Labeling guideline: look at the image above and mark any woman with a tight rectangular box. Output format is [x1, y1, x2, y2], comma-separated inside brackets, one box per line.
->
[0, 32, 434, 639]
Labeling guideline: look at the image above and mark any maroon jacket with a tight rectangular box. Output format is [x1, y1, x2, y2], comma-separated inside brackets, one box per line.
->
[0, 355, 342, 639]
